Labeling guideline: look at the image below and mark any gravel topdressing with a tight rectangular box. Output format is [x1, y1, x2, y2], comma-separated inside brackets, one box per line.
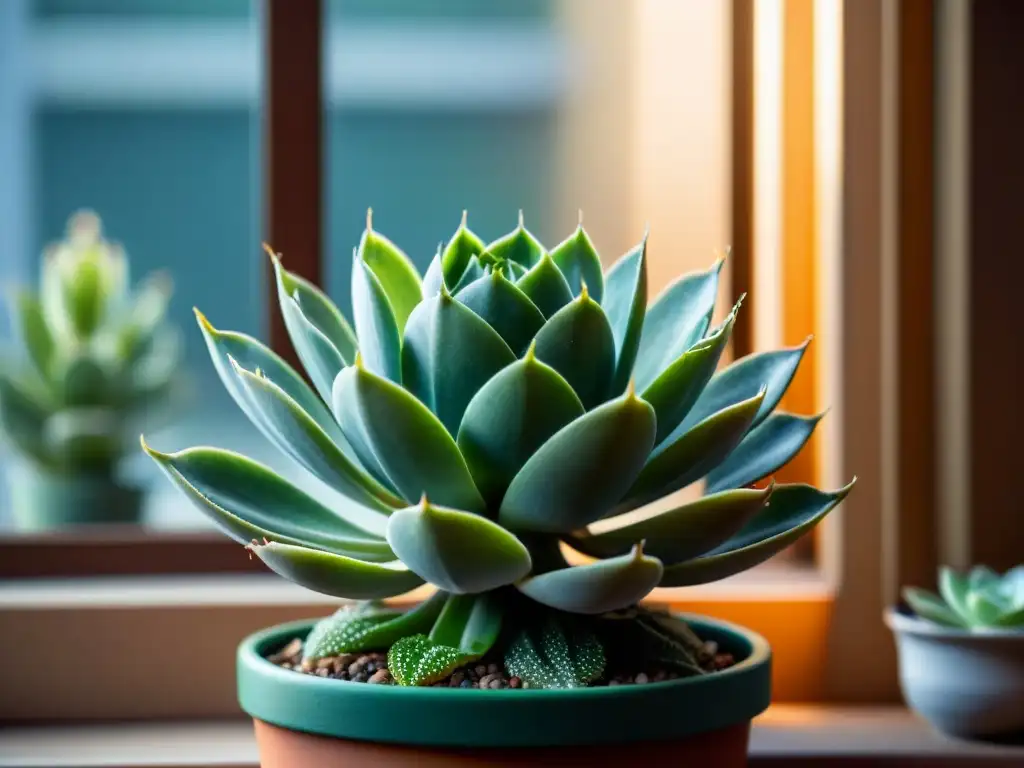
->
[268, 638, 736, 689]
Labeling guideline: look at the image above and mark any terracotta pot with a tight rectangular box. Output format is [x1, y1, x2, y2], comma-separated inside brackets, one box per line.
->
[237, 613, 772, 767]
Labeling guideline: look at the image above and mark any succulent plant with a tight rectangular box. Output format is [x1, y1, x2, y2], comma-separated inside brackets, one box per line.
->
[1, 210, 184, 477]
[144, 209, 854, 686]
[904, 565, 1024, 630]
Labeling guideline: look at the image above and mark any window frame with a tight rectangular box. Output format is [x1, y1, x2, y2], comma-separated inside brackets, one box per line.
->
[0, 0, 952, 715]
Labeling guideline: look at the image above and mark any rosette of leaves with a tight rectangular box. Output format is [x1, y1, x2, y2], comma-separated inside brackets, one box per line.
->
[904, 565, 1024, 630]
[144, 209, 855, 686]
[0, 210, 185, 477]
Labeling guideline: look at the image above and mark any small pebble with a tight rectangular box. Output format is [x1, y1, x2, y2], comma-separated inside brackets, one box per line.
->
[509, 677, 521, 689]
[635, 672, 649, 684]
[460, 679, 472, 689]
[474, 664, 488, 677]
[487, 663, 500, 675]
[348, 660, 364, 676]
[450, 671, 465, 686]
[479, 674, 496, 688]
[609, 680, 621, 687]
[316, 658, 333, 671]
[316, 668, 329, 678]
[488, 679, 502, 690]
[368, 669, 391, 684]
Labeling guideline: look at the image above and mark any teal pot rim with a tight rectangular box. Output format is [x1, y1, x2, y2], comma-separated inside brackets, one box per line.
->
[237, 611, 772, 748]
[885, 606, 1024, 642]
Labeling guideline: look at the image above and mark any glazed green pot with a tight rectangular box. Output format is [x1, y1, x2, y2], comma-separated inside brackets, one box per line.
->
[7, 460, 144, 531]
[238, 613, 772, 767]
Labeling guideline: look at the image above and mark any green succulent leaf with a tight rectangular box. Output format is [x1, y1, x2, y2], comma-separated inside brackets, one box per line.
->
[499, 389, 656, 532]
[623, 610, 707, 677]
[937, 567, 974, 625]
[119, 272, 173, 359]
[506, 260, 529, 281]
[641, 301, 737, 444]
[57, 351, 110, 407]
[230, 360, 403, 512]
[968, 565, 1001, 594]
[504, 616, 605, 689]
[63, 255, 106, 337]
[422, 246, 444, 299]
[549, 222, 604, 303]
[601, 234, 648, 395]
[333, 364, 486, 513]
[994, 606, 1024, 628]
[142, 442, 392, 559]
[516, 252, 573, 319]
[966, 591, 1005, 627]
[248, 540, 424, 600]
[451, 255, 486, 295]
[623, 389, 766, 512]
[441, 211, 487, 287]
[706, 410, 825, 493]
[195, 310, 348, 448]
[457, 345, 584, 508]
[569, 485, 774, 565]
[386, 498, 531, 593]
[130, 327, 182, 396]
[482, 211, 546, 269]
[516, 543, 664, 614]
[532, 288, 615, 409]
[659, 481, 855, 587]
[279, 293, 346, 406]
[271, 254, 354, 402]
[903, 587, 968, 628]
[357, 216, 422, 332]
[664, 340, 810, 447]
[43, 407, 120, 471]
[303, 591, 448, 660]
[388, 634, 468, 687]
[10, 290, 55, 379]
[401, 289, 516, 435]
[429, 592, 503, 659]
[455, 269, 545, 356]
[1001, 566, 1024, 606]
[0, 372, 52, 463]
[633, 259, 724, 391]
[271, 252, 357, 363]
[351, 253, 402, 383]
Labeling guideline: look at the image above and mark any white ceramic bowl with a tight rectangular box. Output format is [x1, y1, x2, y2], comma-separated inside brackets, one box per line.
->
[885, 607, 1024, 739]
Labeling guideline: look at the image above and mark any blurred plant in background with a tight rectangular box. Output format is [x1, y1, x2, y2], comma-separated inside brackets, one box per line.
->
[0, 210, 187, 528]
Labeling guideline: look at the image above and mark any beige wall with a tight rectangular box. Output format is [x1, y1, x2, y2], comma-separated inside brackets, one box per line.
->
[557, 0, 733, 314]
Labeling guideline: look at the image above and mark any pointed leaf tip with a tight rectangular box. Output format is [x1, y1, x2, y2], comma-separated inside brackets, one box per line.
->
[524, 338, 538, 361]
[578, 208, 584, 227]
[193, 307, 215, 331]
[461, 209, 468, 227]
[366, 207, 373, 230]
[518, 209, 525, 228]
[261, 242, 279, 261]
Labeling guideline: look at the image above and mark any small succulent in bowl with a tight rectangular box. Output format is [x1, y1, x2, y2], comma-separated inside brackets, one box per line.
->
[903, 565, 1024, 630]
[0, 210, 185, 528]
[144, 210, 854, 687]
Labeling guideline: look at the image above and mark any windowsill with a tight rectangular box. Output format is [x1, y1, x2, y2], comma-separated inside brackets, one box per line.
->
[0, 567, 835, 721]
[1, 707, 1021, 766]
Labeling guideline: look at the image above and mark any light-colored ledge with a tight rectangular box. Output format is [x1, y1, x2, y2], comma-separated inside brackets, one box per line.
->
[0, 567, 834, 720]
[1, 707, 1022, 766]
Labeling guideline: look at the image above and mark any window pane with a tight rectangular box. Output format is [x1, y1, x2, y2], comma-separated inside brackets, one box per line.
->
[0, 0, 268, 533]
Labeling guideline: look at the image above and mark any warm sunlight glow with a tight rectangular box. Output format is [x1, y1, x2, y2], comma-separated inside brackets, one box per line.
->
[753, 0, 784, 352]
[814, 0, 844, 575]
